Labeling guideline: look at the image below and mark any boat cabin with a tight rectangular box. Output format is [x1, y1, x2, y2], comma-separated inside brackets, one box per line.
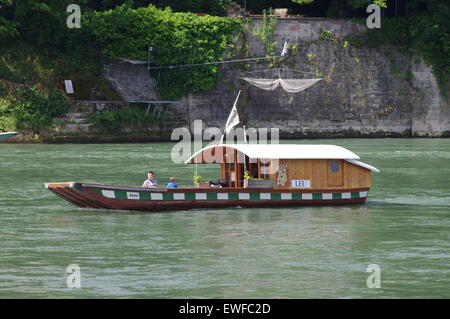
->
[185, 144, 379, 190]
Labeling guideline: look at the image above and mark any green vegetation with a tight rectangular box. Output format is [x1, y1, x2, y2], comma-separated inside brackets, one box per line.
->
[253, 9, 278, 59]
[0, 1, 241, 134]
[236, 0, 386, 16]
[89, 0, 230, 15]
[0, 2, 241, 102]
[348, 6, 450, 95]
[347, 0, 387, 8]
[319, 29, 333, 41]
[0, 81, 70, 134]
[88, 105, 162, 133]
[193, 174, 202, 183]
[87, 4, 242, 99]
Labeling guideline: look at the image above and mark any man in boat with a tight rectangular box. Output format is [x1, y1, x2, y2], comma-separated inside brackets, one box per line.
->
[166, 177, 178, 188]
[142, 171, 158, 188]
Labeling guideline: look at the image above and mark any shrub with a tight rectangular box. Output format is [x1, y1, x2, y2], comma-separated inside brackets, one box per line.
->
[86, 4, 242, 100]
[88, 105, 162, 133]
[0, 83, 69, 134]
[319, 29, 333, 40]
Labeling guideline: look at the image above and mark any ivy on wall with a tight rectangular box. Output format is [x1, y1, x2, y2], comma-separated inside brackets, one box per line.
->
[348, 14, 449, 97]
[87, 4, 242, 100]
[253, 9, 278, 58]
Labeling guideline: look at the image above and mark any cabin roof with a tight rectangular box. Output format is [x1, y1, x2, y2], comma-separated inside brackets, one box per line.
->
[346, 159, 380, 173]
[185, 144, 361, 164]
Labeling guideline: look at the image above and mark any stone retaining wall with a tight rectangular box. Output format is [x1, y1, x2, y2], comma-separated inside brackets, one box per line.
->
[102, 18, 449, 138]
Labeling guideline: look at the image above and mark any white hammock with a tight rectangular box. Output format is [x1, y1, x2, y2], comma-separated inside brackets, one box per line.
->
[241, 77, 323, 93]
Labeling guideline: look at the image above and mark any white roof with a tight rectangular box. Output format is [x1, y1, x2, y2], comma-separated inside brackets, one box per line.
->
[185, 144, 360, 164]
[0, 132, 18, 139]
[346, 159, 380, 172]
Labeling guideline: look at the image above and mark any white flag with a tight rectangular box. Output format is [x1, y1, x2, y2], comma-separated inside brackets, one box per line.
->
[281, 41, 288, 57]
[224, 90, 241, 134]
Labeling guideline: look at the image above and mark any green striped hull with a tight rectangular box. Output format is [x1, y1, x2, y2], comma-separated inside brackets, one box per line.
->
[94, 188, 368, 202]
[45, 182, 370, 212]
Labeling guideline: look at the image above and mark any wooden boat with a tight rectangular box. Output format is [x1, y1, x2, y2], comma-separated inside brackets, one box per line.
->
[0, 132, 18, 141]
[45, 144, 379, 212]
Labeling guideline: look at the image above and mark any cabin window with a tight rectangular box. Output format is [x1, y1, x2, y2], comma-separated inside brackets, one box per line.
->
[250, 165, 258, 179]
[225, 161, 236, 187]
[259, 159, 271, 179]
[330, 160, 340, 173]
[327, 159, 344, 187]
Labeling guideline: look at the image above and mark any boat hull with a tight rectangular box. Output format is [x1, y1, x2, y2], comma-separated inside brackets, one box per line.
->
[45, 182, 369, 212]
[0, 132, 18, 141]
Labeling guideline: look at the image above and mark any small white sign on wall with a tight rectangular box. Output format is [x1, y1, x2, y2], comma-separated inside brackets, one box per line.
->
[64, 80, 74, 94]
[291, 180, 311, 188]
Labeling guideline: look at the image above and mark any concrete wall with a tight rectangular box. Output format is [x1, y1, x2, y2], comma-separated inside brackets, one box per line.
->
[104, 18, 449, 138]
[104, 61, 159, 101]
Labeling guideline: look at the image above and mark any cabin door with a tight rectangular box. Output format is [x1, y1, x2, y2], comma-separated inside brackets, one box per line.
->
[224, 148, 237, 187]
[327, 160, 344, 187]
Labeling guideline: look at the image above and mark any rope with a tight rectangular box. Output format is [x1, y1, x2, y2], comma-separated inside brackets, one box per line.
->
[244, 67, 317, 75]
[147, 55, 285, 70]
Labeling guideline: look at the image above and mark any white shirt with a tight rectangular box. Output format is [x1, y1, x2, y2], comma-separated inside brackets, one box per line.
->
[142, 179, 158, 187]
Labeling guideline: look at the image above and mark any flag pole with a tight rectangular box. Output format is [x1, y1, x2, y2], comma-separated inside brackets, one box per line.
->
[243, 125, 247, 144]
[195, 157, 198, 177]
[243, 125, 247, 176]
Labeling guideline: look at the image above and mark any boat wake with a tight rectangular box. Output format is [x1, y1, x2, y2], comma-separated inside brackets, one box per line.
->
[367, 196, 450, 207]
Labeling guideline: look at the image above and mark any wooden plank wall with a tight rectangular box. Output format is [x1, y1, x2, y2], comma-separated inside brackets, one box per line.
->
[219, 153, 372, 190]
[273, 159, 371, 190]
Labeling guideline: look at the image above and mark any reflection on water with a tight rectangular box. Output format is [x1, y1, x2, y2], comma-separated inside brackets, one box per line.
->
[0, 139, 449, 298]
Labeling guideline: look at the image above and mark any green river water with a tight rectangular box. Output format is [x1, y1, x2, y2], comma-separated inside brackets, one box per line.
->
[0, 139, 449, 298]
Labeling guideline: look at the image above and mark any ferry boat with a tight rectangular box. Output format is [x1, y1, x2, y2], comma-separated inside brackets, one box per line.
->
[45, 143, 379, 212]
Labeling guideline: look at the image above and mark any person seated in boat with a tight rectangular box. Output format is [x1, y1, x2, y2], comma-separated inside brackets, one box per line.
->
[142, 171, 158, 188]
[210, 180, 227, 188]
[166, 177, 178, 188]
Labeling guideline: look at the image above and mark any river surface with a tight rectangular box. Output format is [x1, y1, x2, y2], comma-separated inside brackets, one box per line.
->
[0, 139, 449, 298]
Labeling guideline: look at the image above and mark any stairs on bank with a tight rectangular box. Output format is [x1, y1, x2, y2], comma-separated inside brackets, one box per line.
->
[54, 104, 96, 133]
[54, 101, 186, 134]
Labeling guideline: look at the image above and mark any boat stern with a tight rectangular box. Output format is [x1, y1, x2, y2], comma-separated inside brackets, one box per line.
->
[44, 182, 110, 209]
